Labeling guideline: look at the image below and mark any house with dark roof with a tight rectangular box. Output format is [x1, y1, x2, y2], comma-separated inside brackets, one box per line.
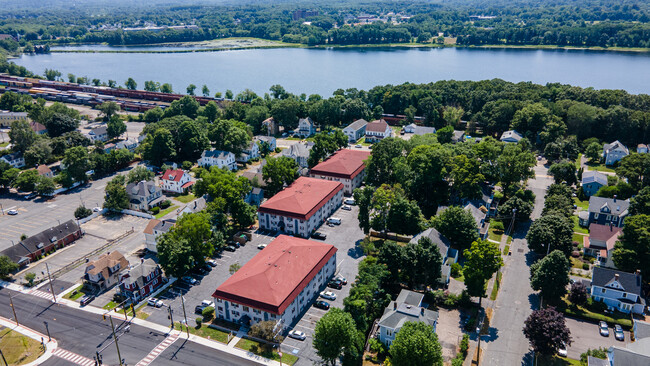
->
[603, 140, 629, 166]
[410, 228, 458, 285]
[245, 187, 264, 207]
[590, 267, 644, 314]
[181, 197, 207, 216]
[236, 141, 260, 163]
[144, 219, 176, 253]
[118, 259, 164, 303]
[0, 220, 82, 266]
[84, 251, 129, 291]
[463, 202, 490, 240]
[0, 151, 25, 168]
[585, 196, 629, 228]
[213, 235, 337, 327]
[254, 136, 277, 151]
[378, 289, 439, 347]
[280, 142, 312, 168]
[583, 224, 622, 268]
[198, 149, 236, 170]
[451, 130, 466, 143]
[296, 117, 317, 138]
[87, 126, 108, 142]
[582, 171, 608, 197]
[365, 119, 392, 143]
[126, 180, 163, 211]
[115, 138, 139, 152]
[343, 119, 368, 142]
[258, 177, 343, 238]
[161, 169, 193, 194]
[262, 117, 279, 136]
[309, 149, 371, 195]
[499, 130, 523, 143]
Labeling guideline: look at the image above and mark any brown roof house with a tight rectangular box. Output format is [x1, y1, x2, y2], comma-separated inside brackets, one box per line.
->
[84, 251, 129, 291]
[583, 224, 622, 268]
[118, 259, 165, 303]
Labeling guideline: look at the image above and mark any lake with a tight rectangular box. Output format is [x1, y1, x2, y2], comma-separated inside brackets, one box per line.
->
[14, 46, 650, 96]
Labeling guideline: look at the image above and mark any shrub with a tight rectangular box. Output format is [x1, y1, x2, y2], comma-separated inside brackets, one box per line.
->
[571, 251, 580, 257]
[450, 262, 462, 278]
[587, 299, 608, 313]
[568, 282, 588, 306]
[202, 306, 215, 319]
[160, 200, 171, 209]
[182, 161, 193, 170]
[457, 290, 472, 308]
[452, 357, 464, 366]
[572, 241, 579, 247]
[24, 272, 36, 287]
[74, 205, 93, 219]
[444, 293, 459, 307]
[368, 338, 387, 355]
[195, 318, 202, 328]
[582, 263, 590, 270]
[151, 207, 160, 214]
[493, 191, 504, 201]
[460, 334, 469, 357]
[580, 348, 608, 364]
[491, 221, 504, 232]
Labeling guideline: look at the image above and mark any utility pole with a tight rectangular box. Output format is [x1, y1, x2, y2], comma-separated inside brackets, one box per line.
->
[44, 321, 51, 341]
[45, 263, 56, 303]
[181, 296, 189, 337]
[108, 316, 123, 366]
[168, 306, 174, 329]
[9, 292, 18, 325]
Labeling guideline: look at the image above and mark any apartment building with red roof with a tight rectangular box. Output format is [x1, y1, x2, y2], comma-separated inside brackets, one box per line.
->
[212, 235, 337, 326]
[258, 177, 343, 237]
[309, 149, 371, 195]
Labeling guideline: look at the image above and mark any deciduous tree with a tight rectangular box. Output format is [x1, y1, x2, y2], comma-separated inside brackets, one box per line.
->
[9, 119, 37, 152]
[103, 175, 129, 210]
[432, 206, 480, 250]
[612, 214, 650, 276]
[526, 214, 574, 257]
[390, 321, 443, 366]
[106, 115, 126, 139]
[313, 308, 361, 366]
[463, 240, 503, 306]
[126, 166, 154, 184]
[523, 307, 572, 356]
[62, 146, 90, 182]
[530, 250, 571, 303]
[262, 156, 299, 196]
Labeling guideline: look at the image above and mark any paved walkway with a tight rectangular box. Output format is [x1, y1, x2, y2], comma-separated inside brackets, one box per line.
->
[228, 326, 249, 348]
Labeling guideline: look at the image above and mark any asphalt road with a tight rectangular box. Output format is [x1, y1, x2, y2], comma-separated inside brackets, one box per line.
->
[481, 159, 552, 366]
[0, 287, 257, 366]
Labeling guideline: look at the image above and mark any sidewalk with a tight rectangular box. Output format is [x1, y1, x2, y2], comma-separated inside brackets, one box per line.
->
[0, 315, 57, 366]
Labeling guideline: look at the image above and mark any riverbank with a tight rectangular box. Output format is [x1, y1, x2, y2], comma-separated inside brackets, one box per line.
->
[468, 44, 650, 53]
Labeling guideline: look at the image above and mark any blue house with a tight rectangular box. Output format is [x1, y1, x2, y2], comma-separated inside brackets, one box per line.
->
[245, 187, 264, 207]
[581, 171, 608, 197]
[582, 196, 629, 228]
[590, 267, 644, 315]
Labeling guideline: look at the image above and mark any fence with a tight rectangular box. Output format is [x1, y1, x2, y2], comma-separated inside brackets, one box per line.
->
[120, 209, 154, 219]
[78, 208, 108, 224]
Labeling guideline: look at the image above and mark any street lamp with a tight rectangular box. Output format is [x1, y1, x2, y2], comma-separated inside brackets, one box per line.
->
[44, 321, 51, 341]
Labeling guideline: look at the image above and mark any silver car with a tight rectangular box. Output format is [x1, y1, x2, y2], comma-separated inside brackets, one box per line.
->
[288, 329, 306, 341]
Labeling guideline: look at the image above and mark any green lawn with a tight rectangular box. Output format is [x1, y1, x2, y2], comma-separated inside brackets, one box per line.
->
[585, 162, 615, 173]
[488, 228, 503, 242]
[536, 355, 582, 366]
[236, 338, 298, 365]
[489, 271, 502, 301]
[63, 285, 87, 300]
[503, 245, 510, 255]
[572, 216, 589, 235]
[103, 301, 118, 311]
[575, 153, 582, 169]
[155, 205, 179, 218]
[174, 194, 195, 204]
[573, 197, 589, 211]
[0, 327, 45, 365]
[0, 141, 9, 148]
[573, 233, 587, 244]
[353, 137, 373, 146]
[507, 235, 513, 244]
[174, 322, 230, 343]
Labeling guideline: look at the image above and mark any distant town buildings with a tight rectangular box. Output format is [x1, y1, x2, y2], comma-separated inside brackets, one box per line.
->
[292, 9, 319, 21]
[0, 110, 29, 127]
[499, 130, 523, 143]
[0, 151, 25, 168]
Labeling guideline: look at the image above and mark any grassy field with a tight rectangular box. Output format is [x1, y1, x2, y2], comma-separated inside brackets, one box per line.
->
[489, 271, 502, 301]
[488, 228, 503, 242]
[503, 245, 510, 255]
[174, 322, 230, 343]
[235, 338, 298, 365]
[103, 301, 118, 310]
[572, 216, 589, 235]
[62, 285, 87, 300]
[174, 193, 195, 204]
[573, 233, 587, 245]
[585, 162, 615, 173]
[536, 355, 582, 366]
[573, 198, 589, 211]
[0, 327, 45, 365]
[155, 205, 179, 218]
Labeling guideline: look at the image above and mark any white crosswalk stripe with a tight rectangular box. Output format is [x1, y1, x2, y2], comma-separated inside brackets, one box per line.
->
[135, 331, 180, 366]
[52, 348, 95, 366]
[29, 289, 55, 301]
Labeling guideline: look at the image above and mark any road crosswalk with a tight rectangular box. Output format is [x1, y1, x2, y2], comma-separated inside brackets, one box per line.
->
[52, 348, 95, 366]
[29, 289, 55, 302]
[134, 330, 180, 366]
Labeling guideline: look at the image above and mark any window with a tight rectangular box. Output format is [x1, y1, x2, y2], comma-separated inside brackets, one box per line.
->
[232, 303, 240, 309]
[243, 306, 250, 312]
[622, 293, 627, 298]
[594, 213, 599, 219]
[601, 288, 606, 293]
[218, 307, 223, 311]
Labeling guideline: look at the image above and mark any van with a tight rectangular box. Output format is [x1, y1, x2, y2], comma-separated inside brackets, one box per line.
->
[327, 217, 341, 225]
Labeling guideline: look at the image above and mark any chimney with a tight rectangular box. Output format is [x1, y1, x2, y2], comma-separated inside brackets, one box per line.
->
[393, 302, 397, 310]
[421, 307, 425, 315]
[615, 273, 619, 281]
[613, 195, 617, 202]
[609, 222, 613, 231]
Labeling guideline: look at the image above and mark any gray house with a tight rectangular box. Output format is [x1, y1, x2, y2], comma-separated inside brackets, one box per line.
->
[410, 228, 458, 285]
[603, 140, 629, 166]
[582, 171, 608, 197]
[591, 267, 644, 315]
[581, 196, 629, 228]
[126, 180, 164, 211]
[280, 142, 313, 168]
[377, 289, 438, 347]
[343, 119, 368, 142]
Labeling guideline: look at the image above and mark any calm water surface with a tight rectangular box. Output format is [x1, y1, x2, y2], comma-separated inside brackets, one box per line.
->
[14, 46, 650, 95]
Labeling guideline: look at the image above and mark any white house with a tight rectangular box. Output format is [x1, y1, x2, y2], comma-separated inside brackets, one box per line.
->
[365, 119, 392, 143]
[144, 219, 175, 253]
[213, 235, 337, 328]
[296, 117, 317, 138]
[161, 169, 193, 194]
[500, 130, 524, 143]
[86, 126, 109, 142]
[343, 119, 368, 142]
[378, 289, 438, 347]
[637, 144, 648, 154]
[198, 150, 237, 170]
[0, 151, 25, 168]
[603, 140, 629, 166]
[254, 136, 277, 151]
[115, 138, 139, 152]
[236, 141, 260, 163]
[258, 177, 343, 238]
[126, 180, 164, 211]
[590, 267, 644, 315]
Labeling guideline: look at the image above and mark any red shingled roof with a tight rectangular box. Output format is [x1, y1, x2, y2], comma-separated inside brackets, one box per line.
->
[258, 177, 343, 221]
[587, 224, 622, 251]
[162, 169, 185, 182]
[310, 149, 371, 180]
[212, 235, 337, 315]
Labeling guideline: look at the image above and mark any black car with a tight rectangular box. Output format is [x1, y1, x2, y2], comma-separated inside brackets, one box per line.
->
[203, 264, 213, 272]
[328, 280, 343, 290]
[311, 232, 327, 240]
[314, 300, 330, 310]
[80, 295, 95, 306]
[224, 245, 237, 252]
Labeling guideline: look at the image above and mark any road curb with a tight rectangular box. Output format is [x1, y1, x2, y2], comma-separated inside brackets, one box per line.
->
[0, 315, 58, 366]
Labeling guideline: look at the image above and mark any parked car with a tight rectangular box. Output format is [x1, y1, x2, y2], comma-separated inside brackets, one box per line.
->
[341, 205, 352, 211]
[195, 300, 214, 314]
[148, 298, 164, 308]
[93, 207, 102, 212]
[328, 279, 343, 290]
[311, 232, 327, 240]
[333, 275, 347, 285]
[557, 343, 568, 357]
[207, 259, 218, 267]
[80, 295, 95, 306]
[320, 291, 337, 300]
[25, 193, 36, 200]
[224, 245, 237, 252]
[344, 198, 355, 205]
[355, 144, 362, 148]
[599, 321, 609, 337]
[288, 329, 306, 341]
[7, 209, 18, 215]
[614, 325, 624, 341]
[314, 300, 330, 310]
[257, 243, 267, 250]
[182, 276, 200, 285]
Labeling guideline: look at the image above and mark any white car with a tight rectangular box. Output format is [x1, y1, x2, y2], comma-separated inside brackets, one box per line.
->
[93, 207, 102, 212]
[288, 329, 306, 341]
[207, 259, 218, 267]
[257, 243, 267, 250]
[147, 298, 164, 308]
[7, 209, 18, 215]
[558, 344, 567, 357]
[344, 198, 355, 205]
[341, 205, 352, 211]
[320, 291, 337, 300]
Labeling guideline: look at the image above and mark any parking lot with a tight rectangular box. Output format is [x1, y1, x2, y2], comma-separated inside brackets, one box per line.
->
[141, 203, 366, 365]
[565, 317, 629, 359]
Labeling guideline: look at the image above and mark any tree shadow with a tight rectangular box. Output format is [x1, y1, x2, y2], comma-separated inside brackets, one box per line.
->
[347, 239, 365, 259]
[481, 327, 500, 343]
[528, 293, 541, 311]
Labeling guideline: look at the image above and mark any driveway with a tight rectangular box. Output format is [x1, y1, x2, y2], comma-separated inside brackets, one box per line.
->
[565, 317, 629, 359]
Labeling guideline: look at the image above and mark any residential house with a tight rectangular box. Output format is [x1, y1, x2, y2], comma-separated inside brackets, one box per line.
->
[262, 117, 279, 136]
[0, 220, 82, 267]
[582, 171, 608, 197]
[254, 136, 276, 151]
[582, 196, 629, 228]
[343, 119, 368, 142]
[586, 320, 650, 365]
[198, 150, 237, 171]
[126, 180, 164, 211]
[583, 224, 622, 268]
[296, 117, 317, 138]
[103, 142, 117, 153]
[309, 149, 371, 195]
[118, 259, 165, 303]
[181, 197, 207, 216]
[378, 289, 439, 347]
[402, 123, 436, 136]
[365, 119, 392, 143]
[236, 141, 260, 163]
[161, 169, 193, 194]
[241, 161, 266, 188]
[29, 121, 47, 135]
[0, 151, 25, 168]
[590, 267, 644, 315]
[464, 202, 490, 240]
[637, 144, 648, 154]
[144, 219, 175, 253]
[0, 111, 29, 127]
[115, 138, 139, 152]
[36, 164, 53, 178]
[83, 251, 129, 291]
[87, 126, 108, 142]
[245, 187, 264, 207]
[409, 228, 458, 286]
[452, 130, 466, 143]
[280, 142, 312, 169]
[603, 140, 629, 166]
[500, 130, 524, 143]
